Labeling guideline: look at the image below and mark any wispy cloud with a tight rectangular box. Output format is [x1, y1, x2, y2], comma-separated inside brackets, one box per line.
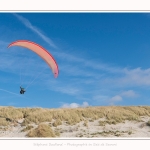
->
[54, 51, 124, 74]
[121, 67, 150, 86]
[13, 13, 57, 49]
[120, 90, 138, 98]
[53, 86, 80, 96]
[108, 89, 139, 105]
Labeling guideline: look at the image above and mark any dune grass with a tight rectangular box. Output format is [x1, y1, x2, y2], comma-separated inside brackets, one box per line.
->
[0, 106, 150, 127]
[52, 119, 62, 127]
[26, 123, 55, 137]
[0, 106, 23, 120]
[21, 125, 34, 132]
[0, 105, 150, 137]
[147, 120, 150, 126]
[0, 118, 9, 126]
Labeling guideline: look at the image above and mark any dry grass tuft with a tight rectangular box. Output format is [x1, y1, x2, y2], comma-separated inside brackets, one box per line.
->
[21, 118, 33, 126]
[147, 120, 150, 126]
[0, 118, 9, 126]
[21, 125, 34, 132]
[52, 119, 62, 127]
[26, 123, 55, 137]
[83, 120, 88, 127]
[99, 120, 116, 126]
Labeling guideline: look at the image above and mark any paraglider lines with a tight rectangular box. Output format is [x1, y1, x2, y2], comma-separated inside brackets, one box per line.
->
[25, 67, 46, 90]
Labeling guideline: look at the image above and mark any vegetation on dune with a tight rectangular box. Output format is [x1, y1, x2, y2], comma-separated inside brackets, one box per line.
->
[21, 125, 34, 132]
[0, 106, 23, 121]
[147, 120, 150, 126]
[99, 120, 118, 126]
[26, 123, 55, 137]
[0, 118, 10, 126]
[52, 119, 62, 127]
[0, 106, 150, 129]
[0, 106, 150, 137]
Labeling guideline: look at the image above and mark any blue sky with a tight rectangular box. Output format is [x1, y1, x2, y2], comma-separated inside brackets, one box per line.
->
[0, 13, 150, 108]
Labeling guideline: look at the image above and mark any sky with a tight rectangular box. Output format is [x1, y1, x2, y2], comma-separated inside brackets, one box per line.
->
[0, 13, 150, 108]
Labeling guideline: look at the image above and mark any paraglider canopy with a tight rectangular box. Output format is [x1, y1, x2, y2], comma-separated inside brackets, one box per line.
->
[8, 40, 59, 78]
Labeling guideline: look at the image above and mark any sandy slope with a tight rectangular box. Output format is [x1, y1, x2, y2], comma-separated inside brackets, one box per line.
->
[0, 116, 150, 138]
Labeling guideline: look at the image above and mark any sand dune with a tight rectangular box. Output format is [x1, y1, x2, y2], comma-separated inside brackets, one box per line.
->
[0, 116, 150, 138]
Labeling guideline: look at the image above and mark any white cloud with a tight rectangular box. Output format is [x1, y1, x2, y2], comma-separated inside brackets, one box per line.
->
[109, 95, 123, 105]
[60, 101, 89, 108]
[61, 103, 79, 108]
[82, 101, 89, 107]
[98, 67, 150, 88]
[110, 95, 122, 101]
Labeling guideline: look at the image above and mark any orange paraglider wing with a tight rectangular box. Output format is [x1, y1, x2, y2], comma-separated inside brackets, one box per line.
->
[8, 40, 59, 78]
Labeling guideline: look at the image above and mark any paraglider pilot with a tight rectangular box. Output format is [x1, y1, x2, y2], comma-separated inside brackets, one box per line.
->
[20, 87, 26, 94]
